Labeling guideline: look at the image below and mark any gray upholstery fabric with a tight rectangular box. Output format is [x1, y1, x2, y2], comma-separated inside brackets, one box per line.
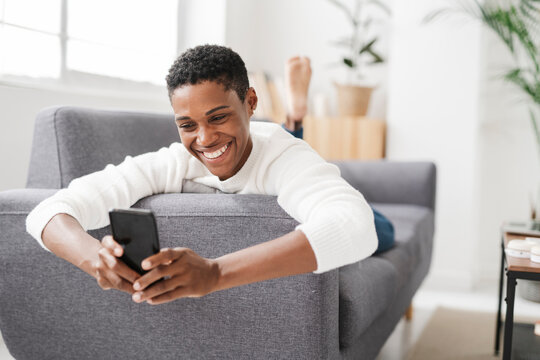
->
[338, 203, 435, 352]
[334, 161, 437, 211]
[338, 257, 398, 348]
[0, 106, 436, 359]
[26, 106, 179, 189]
[0, 190, 339, 360]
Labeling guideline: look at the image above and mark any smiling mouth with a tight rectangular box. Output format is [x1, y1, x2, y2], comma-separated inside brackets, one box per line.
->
[201, 142, 230, 160]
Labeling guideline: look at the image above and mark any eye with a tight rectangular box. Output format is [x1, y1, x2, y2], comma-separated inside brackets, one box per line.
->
[178, 122, 195, 130]
[211, 114, 227, 122]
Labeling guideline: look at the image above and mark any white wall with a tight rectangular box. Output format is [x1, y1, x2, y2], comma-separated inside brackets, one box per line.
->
[385, 0, 482, 289]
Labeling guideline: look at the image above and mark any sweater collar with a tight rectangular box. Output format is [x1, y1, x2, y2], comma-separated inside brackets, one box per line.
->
[218, 134, 260, 192]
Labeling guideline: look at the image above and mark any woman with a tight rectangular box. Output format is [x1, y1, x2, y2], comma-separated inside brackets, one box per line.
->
[26, 45, 386, 305]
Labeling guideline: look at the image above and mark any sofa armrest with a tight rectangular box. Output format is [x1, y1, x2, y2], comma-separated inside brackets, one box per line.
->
[332, 160, 437, 211]
[0, 189, 339, 359]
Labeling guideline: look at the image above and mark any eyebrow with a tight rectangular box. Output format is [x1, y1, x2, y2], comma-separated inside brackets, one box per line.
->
[175, 105, 231, 122]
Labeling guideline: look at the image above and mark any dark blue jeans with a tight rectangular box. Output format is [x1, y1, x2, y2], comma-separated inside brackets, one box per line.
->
[282, 124, 395, 254]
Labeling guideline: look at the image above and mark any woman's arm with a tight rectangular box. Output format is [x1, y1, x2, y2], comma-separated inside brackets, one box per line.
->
[26, 143, 190, 251]
[42, 213, 141, 294]
[127, 230, 317, 305]
[215, 229, 317, 291]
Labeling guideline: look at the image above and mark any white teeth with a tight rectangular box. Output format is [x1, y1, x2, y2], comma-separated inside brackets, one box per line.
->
[203, 143, 229, 159]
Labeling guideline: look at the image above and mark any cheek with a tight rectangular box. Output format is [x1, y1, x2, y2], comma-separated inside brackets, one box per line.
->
[179, 133, 195, 154]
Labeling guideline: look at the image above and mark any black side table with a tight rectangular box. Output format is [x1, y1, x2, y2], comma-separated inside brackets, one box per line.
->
[495, 223, 540, 359]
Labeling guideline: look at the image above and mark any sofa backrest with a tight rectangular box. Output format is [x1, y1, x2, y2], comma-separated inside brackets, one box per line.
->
[26, 106, 179, 189]
[26, 106, 437, 212]
[26, 106, 273, 189]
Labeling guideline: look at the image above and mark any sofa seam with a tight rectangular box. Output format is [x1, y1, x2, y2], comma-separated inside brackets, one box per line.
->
[154, 214, 294, 218]
[52, 107, 64, 188]
[61, 106, 172, 119]
[0, 212, 295, 219]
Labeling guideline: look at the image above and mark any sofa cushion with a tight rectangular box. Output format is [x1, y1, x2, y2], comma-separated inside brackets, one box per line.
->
[371, 203, 435, 291]
[339, 202, 434, 348]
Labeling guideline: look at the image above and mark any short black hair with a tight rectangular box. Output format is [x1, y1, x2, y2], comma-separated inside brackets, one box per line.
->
[166, 44, 250, 102]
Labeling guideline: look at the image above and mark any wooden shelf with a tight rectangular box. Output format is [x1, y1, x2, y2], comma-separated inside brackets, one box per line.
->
[504, 232, 540, 273]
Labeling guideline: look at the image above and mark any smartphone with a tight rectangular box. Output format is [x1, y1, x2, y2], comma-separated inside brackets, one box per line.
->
[108, 208, 160, 275]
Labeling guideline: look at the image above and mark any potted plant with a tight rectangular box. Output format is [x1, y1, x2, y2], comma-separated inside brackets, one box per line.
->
[327, 0, 391, 117]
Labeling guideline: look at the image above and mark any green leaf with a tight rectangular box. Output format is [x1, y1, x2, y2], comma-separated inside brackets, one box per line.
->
[359, 38, 378, 54]
[503, 68, 538, 103]
[343, 58, 355, 68]
[367, 49, 384, 64]
[423, 9, 452, 24]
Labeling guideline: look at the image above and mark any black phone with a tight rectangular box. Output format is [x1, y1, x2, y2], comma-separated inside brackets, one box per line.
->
[108, 208, 160, 275]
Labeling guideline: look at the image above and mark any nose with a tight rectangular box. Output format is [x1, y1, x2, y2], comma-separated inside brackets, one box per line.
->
[196, 125, 218, 147]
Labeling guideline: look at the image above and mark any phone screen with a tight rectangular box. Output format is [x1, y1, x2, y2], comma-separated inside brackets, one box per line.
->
[108, 208, 160, 274]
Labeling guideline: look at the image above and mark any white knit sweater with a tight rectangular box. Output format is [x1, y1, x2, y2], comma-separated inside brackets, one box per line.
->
[26, 121, 377, 273]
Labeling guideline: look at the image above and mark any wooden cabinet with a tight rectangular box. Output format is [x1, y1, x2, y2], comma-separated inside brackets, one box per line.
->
[303, 116, 386, 160]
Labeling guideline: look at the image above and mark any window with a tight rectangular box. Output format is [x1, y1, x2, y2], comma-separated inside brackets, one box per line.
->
[0, 0, 178, 86]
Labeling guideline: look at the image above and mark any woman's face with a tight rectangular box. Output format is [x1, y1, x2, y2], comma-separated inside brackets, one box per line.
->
[171, 81, 257, 181]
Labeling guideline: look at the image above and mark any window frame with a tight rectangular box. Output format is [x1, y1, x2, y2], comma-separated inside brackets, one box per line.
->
[0, 0, 184, 100]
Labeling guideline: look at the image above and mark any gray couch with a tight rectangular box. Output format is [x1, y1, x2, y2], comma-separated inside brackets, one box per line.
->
[0, 106, 436, 359]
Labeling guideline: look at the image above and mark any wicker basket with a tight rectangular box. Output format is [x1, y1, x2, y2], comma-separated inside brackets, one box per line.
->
[518, 279, 540, 302]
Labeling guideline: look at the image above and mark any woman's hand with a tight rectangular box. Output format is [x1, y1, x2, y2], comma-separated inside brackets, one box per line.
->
[131, 248, 220, 305]
[93, 235, 141, 294]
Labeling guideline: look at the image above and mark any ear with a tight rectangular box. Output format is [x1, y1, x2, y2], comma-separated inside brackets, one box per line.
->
[245, 87, 258, 117]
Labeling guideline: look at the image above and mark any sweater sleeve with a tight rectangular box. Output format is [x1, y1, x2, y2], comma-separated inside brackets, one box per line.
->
[267, 139, 378, 274]
[26, 143, 189, 251]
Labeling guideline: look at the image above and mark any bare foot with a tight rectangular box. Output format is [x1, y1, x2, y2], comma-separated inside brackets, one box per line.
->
[285, 56, 311, 131]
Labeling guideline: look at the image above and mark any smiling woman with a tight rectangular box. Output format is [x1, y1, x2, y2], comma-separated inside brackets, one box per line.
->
[25, 45, 378, 305]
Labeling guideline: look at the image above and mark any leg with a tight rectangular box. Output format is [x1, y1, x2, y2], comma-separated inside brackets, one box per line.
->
[503, 273, 517, 360]
[495, 238, 505, 355]
[283, 56, 311, 138]
[372, 208, 395, 254]
[405, 304, 413, 321]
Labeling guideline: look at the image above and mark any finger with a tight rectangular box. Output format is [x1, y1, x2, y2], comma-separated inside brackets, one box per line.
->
[100, 268, 136, 294]
[101, 235, 123, 257]
[141, 247, 187, 271]
[96, 270, 112, 290]
[132, 275, 187, 303]
[98, 248, 140, 284]
[134, 262, 181, 291]
[146, 286, 195, 305]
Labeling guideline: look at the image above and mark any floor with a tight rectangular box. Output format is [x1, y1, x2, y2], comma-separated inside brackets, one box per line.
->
[1, 280, 539, 360]
[0, 332, 11, 360]
[377, 279, 540, 359]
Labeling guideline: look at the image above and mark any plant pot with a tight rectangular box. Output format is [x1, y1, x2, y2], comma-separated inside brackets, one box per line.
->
[334, 83, 374, 117]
